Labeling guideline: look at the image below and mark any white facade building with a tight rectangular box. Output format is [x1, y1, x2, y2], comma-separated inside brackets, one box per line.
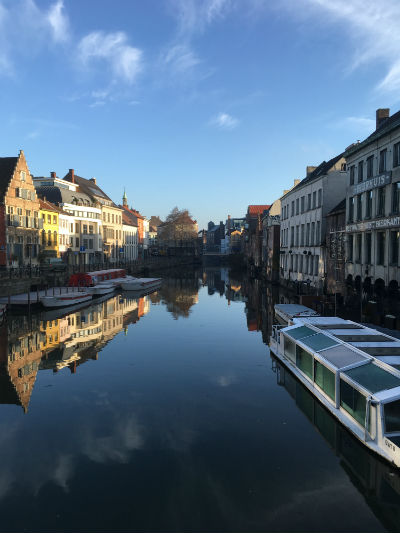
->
[122, 221, 138, 261]
[345, 108, 400, 291]
[280, 155, 347, 290]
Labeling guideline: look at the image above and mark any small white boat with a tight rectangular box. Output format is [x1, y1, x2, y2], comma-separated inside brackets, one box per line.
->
[41, 292, 92, 308]
[274, 303, 319, 326]
[120, 277, 162, 291]
[87, 283, 115, 296]
[111, 275, 137, 288]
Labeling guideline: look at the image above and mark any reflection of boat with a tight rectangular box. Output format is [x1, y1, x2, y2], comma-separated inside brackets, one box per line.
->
[41, 292, 92, 308]
[120, 278, 162, 291]
[87, 283, 115, 296]
[270, 310, 400, 468]
[271, 356, 400, 532]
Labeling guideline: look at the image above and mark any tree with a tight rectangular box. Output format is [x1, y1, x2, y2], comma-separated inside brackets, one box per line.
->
[159, 207, 198, 245]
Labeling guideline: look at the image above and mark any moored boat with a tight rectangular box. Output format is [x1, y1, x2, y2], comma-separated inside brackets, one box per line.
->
[120, 277, 162, 291]
[87, 283, 115, 296]
[41, 292, 92, 308]
[269, 305, 400, 468]
[274, 303, 319, 326]
[69, 268, 127, 287]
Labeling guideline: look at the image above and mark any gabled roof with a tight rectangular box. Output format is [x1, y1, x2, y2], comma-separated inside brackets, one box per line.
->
[63, 171, 114, 204]
[346, 109, 400, 157]
[328, 198, 346, 215]
[120, 204, 145, 221]
[39, 198, 69, 215]
[247, 205, 270, 217]
[122, 210, 138, 227]
[149, 215, 163, 229]
[0, 157, 18, 202]
[36, 186, 95, 207]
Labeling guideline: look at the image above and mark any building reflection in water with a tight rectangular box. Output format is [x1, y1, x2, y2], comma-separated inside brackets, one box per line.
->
[272, 356, 400, 533]
[158, 273, 199, 319]
[0, 293, 152, 413]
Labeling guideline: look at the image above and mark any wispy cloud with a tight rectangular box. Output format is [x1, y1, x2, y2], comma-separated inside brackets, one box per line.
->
[284, 0, 400, 96]
[210, 112, 239, 130]
[78, 31, 143, 84]
[162, 44, 201, 75]
[334, 115, 375, 136]
[46, 0, 69, 43]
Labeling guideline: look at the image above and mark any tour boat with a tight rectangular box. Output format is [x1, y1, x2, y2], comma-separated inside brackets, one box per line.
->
[120, 277, 162, 291]
[111, 275, 137, 289]
[270, 305, 400, 468]
[69, 268, 127, 287]
[41, 291, 92, 308]
[87, 283, 115, 296]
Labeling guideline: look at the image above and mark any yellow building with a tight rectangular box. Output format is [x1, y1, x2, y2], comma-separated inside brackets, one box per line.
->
[39, 199, 60, 258]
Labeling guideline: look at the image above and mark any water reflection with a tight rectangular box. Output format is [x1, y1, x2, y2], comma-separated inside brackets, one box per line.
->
[0, 293, 151, 412]
[272, 356, 400, 533]
[159, 274, 200, 319]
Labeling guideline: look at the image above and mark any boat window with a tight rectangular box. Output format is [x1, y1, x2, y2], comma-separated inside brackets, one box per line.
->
[340, 379, 366, 426]
[300, 333, 338, 352]
[284, 336, 296, 363]
[285, 326, 315, 340]
[314, 360, 335, 401]
[384, 399, 400, 433]
[296, 346, 313, 379]
[344, 363, 400, 394]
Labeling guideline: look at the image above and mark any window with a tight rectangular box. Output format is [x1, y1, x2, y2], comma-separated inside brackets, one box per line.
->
[377, 187, 385, 216]
[301, 196, 305, 213]
[311, 222, 315, 245]
[348, 234, 354, 261]
[20, 170, 26, 181]
[390, 231, 399, 265]
[384, 399, 400, 433]
[348, 197, 354, 222]
[301, 224, 305, 246]
[312, 191, 316, 209]
[379, 149, 387, 172]
[358, 160, 363, 182]
[84, 239, 88, 248]
[317, 189, 322, 207]
[296, 198, 299, 215]
[306, 223, 310, 246]
[314, 255, 319, 275]
[377, 232, 385, 265]
[291, 201, 294, 216]
[296, 346, 313, 379]
[356, 233, 362, 263]
[392, 183, 400, 214]
[307, 193, 311, 211]
[365, 191, 372, 218]
[296, 225, 299, 246]
[350, 165, 355, 185]
[340, 379, 366, 427]
[356, 194, 362, 221]
[83, 224, 88, 234]
[290, 226, 294, 246]
[367, 155, 374, 178]
[75, 223, 79, 233]
[52, 215, 56, 224]
[47, 214, 51, 223]
[314, 361, 335, 401]
[316, 221, 320, 244]
[365, 233, 372, 264]
[76, 237, 79, 247]
[393, 142, 400, 167]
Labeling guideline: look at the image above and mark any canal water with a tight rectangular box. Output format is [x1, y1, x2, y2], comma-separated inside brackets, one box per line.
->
[0, 267, 399, 532]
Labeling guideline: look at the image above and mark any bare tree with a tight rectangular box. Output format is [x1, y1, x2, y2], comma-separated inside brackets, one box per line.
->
[159, 207, 198, 245]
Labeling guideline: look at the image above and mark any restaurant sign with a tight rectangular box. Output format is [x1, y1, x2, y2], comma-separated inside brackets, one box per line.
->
[346, 215, 400, 232]
[350, 171, 391, 195]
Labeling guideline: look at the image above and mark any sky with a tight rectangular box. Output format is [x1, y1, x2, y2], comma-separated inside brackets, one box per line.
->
[1, 0, 400, 229]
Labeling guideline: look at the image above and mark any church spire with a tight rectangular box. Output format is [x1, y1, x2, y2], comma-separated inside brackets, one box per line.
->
[123, 188, 128, 207]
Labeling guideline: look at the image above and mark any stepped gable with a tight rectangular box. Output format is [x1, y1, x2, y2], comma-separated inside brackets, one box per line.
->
[0, 157, 18, 201]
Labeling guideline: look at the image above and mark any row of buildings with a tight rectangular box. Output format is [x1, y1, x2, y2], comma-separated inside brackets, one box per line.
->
[0, 151, 166, 267]
[205, 107, 400, 297]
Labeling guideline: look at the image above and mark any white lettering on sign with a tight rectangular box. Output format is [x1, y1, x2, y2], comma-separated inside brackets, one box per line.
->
[353, 173, 391, 195]
[346, 216, 400, 232]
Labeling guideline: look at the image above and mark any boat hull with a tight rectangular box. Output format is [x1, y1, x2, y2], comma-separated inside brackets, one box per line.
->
[120, 278, 162, 291]
[41, 293, 92, 308]
[87, 285, 115, 296]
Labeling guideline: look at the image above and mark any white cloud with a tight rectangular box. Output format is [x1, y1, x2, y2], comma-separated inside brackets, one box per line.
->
[78, 31, 143, 83]
[171, 0, 232, 35]
[210, 112, 239, 130]
[284, 0, 400, 95]
[162, 44, 201, 74]
[46, 0, 69, 43]
[339, 116, 375, 135]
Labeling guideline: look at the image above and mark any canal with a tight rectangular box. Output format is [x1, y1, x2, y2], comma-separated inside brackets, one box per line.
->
[0, 267, 399, 532]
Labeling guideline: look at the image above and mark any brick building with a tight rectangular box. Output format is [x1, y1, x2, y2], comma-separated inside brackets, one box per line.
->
[0, 151, 41, 267]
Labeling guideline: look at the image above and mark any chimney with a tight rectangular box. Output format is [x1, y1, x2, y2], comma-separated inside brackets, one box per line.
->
[306, 166, 317, 177]
[69, 169, 75, 183]
[50, 171, 56, 179]
[90, 177, 97, 185]
[376, 108, 390, 130]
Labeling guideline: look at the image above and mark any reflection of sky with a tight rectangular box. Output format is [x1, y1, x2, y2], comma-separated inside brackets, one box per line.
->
[0, 283, 391, 532]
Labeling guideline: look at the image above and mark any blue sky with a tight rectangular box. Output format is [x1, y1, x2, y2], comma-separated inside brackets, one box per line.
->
[1, 0, 400, 229]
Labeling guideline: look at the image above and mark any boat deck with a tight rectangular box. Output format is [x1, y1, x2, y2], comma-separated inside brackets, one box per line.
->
[0, 287, 86, 306]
